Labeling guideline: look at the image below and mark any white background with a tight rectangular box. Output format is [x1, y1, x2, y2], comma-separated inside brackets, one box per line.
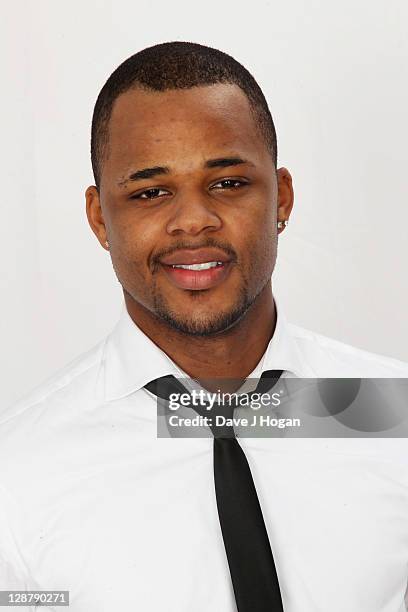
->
[2, 0, 407, 406]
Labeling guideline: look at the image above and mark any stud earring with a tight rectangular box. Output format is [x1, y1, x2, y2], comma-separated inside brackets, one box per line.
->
[277, 220, 288, 229]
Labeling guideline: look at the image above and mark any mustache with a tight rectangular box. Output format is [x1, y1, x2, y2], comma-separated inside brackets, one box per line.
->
[151, 238, 238, 270]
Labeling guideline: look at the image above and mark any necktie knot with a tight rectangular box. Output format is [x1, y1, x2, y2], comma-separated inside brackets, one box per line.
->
[144, 369, 283, 438]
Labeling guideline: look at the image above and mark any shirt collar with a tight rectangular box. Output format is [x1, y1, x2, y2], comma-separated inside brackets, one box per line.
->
[261, 295, 315, 378]
[101, 290, 312, 401]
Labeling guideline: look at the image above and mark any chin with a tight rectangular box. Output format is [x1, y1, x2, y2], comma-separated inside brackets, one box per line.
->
[159, 317, 237, 337]
[155, 300, 252, 337]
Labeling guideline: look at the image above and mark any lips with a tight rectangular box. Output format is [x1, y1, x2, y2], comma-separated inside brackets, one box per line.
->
[159, 247, 234, 291]
[160, 247, 231, 266]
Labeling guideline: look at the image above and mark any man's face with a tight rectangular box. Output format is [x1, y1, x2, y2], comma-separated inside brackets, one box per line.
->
[88, 83, 291, 335]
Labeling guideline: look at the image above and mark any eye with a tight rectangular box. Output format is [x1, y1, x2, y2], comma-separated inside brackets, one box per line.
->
[130, 188, 171, 200]
[210, 178, 249, 191]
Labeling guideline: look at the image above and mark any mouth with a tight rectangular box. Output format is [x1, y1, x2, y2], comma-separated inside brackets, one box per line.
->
[158, 247, 234, 291]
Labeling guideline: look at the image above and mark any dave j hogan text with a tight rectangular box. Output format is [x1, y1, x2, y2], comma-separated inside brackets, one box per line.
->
[168, 414, 301, 429]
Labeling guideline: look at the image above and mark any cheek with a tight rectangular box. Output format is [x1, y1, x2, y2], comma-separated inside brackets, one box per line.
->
[107, 210, 157, 263]
[106, 211, 162, 292]
[232, 201, 276, 277]
[231, 196, 275, 251]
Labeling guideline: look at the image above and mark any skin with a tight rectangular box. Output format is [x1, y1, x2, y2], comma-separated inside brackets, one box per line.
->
[86, 83, 293, 391]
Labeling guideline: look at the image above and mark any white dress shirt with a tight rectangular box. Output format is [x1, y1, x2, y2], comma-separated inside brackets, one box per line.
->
[1, 293, 408, 611]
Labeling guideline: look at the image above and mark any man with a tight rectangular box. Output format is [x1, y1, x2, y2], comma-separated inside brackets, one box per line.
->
[1, 42, 407, 612]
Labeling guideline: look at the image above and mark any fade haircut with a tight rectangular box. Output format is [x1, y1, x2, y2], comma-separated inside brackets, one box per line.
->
[91, 41, 277, 188]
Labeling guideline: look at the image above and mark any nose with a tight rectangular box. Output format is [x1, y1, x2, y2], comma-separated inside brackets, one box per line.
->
[165, 187, 223, 237]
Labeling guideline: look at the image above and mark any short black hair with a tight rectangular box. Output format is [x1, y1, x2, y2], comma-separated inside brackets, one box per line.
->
[91, 41, 277, 188]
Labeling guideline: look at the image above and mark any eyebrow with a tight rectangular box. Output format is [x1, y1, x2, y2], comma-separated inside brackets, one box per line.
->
[117, 157, 252, 187]
[117, 166, 169, 186]
[205, 156, 251, 169]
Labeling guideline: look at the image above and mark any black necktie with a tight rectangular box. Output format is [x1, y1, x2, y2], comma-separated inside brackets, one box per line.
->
[144, 369, 285, 612]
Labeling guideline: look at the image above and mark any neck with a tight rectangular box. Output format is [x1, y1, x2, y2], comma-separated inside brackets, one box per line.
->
[124, 281, 276, 390]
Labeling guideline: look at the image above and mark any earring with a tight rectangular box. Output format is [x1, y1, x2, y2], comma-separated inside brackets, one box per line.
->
[277, 220, 288, 229]
[105, 240, 109, 249]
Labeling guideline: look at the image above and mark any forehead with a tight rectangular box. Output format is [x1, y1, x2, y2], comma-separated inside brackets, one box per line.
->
[104, 84, 268, 178]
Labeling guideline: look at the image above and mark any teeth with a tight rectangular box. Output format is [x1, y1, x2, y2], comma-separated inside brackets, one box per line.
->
[172, 261, 223, 271]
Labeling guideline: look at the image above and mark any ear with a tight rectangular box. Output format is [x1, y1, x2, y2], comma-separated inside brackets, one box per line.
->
[276, 167, 294, 234]
[85, 186, 109, 250]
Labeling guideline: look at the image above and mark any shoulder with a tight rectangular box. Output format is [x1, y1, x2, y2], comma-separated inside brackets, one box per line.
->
[289, 323, 408, 377]
[0, 339, 106, 429]
[0, 339, 107, 497]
